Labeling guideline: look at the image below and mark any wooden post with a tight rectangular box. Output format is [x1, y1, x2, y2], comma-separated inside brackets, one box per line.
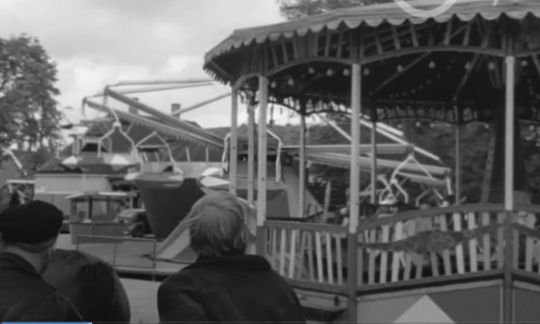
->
[247, 102, 255, 205]
[256, 76, 269, 255]
[229, 88, 239, 194]
[370, 121, 377, 204]
[298, 111, 306, 218]
[455, 124, 462, 205]
[503, 52, 516, 324]
[504, 55, 515, 211]
[347, 63, 361, 323]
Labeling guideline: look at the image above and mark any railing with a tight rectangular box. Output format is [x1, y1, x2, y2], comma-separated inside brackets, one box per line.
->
[263, 204, 540, 292]
[264, 221, 348, 286]
[358, 204, 505, 287]
[76, 234, 157, 270]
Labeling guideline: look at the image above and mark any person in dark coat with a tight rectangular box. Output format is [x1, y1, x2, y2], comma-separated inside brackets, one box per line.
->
[157, 192, 306, 323]
[43, 249, 131, 324]
[0, 200, 83, 321]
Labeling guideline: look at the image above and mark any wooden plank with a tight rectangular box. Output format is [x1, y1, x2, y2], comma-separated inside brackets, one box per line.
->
[391, 27, 401, 50]
[271, 227, 278, 268]
[336, 234, 344, 285]
[467, 212, 478, 273]
[297, 230, 307, 280]
[403, 252, 412, 280]
[288, 229, 297, 278]
[444, 19, 453, 45]
[324, 33, 332, 57]
[281, 40, 289, 63]
[336, 32, 344, 58]
[279, 228, 287, 275]
[414, 253, 423, 280]
[379, 225, 390, 283]
[325, 233, 334, 284]
[513, 229, 519, 270]
[315, 231, 324, 282]
[462, 22, 472, 46]
[482, 212, 492, 270]
[526, 236, 534, 272]
[391, 221, 404, 282]
[497, 213, 505, 269]
[409, 23, 419, 47]
[368, 229, 377, 284]
[430, 249, 440, 277]
[453, 213, 465, 274]
[438, 215, 452, 275]
[306, 232, 315, 281]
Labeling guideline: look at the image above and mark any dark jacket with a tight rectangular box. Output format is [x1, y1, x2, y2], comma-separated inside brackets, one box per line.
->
[158, 254, 306, 323]
[0, 252, 84, 321]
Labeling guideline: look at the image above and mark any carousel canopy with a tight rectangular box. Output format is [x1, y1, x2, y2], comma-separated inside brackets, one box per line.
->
[204, 0, 540, 124]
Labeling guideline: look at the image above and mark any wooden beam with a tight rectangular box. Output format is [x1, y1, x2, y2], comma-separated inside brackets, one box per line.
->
[247, 103, 256, 205]
[229, 88, 239, 194]
[455, 124, 462, 205]
[444, 19, 453, 46]
[504, 55, 515, 211]
[299, 111, 306, 218]
[391, 27, 401, 50]
[371, 121, 378, 204]
[350, 63, 361, 233]
[257, 76, 269, 228]
[373, 53, 431, 94]
[409, 23, 419, 47]
[453, 54, 481, 102]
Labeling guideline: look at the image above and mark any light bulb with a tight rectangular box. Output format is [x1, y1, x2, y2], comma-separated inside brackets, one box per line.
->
[288, 78, 294, 86]
[308, 67, 315, 74]
[270, 81, 277, 88]
[326, 68, 334, 76]
[397, 65, 404, 73]
[343, 69, 350, 76]
[429, 61, 436, 69]
[363, 68, 370, 76]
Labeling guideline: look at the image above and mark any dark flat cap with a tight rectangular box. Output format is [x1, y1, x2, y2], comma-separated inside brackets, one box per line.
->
[0, 200, 63, 244]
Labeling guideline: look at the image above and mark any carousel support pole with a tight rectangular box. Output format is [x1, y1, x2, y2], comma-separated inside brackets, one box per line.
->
[229, 88, 239, 194]
[298, 109, 306, 218]
[347, 63, 361, 323]
[256, 76, 269, 256]
[370, 121, 377, 204]
[247, 102, 256, 205]
[455, 124, 462, 205]
[503, 49, 516, 324]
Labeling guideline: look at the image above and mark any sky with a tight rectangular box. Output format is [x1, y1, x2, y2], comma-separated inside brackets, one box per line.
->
[0, 0, 297, 133]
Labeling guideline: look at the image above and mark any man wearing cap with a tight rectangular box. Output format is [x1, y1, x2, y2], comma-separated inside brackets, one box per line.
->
[0, 200, 83, 321]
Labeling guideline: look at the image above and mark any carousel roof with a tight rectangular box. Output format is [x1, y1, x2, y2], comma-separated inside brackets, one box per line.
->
[206, 0, 540, 64]
[204, 0, 540, 124]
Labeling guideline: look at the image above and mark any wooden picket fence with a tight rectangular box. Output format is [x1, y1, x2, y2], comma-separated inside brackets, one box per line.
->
[263, 204, 540, 290]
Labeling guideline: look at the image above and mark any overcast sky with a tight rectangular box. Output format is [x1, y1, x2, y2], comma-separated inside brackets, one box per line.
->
[0, 0, 293, 129]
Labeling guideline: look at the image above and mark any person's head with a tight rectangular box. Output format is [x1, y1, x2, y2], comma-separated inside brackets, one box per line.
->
[0, 200, 63, 273]
[186, 192, 248, 258]
[43, 249, 131, 324]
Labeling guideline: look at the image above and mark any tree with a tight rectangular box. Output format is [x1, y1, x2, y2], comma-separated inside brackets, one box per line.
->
[278, 0, 392, 20]
[0, 34, 61, 154]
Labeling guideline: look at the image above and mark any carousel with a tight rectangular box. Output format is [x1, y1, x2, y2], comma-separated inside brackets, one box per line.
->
[204, 0, 540, 322]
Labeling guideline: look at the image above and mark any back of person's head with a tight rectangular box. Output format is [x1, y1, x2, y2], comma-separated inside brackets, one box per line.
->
[43, 249, 131, 324]
[186, 192, 248, 257]
[0, 200, 63, 253]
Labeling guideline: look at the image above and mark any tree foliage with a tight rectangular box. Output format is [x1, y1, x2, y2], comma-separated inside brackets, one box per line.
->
[278, 0, 392, 19]
[0, 35, 61, 153]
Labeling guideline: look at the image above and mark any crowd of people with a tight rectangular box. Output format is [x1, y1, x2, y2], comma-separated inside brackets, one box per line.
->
[0, 192, 306, 323]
